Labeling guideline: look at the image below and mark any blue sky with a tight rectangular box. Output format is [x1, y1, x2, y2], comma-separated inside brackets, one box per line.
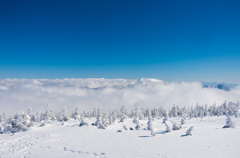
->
[0, 0, 240, 83]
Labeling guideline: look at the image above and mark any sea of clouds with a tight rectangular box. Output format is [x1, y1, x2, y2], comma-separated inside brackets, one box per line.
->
[0, 78, 239, 115]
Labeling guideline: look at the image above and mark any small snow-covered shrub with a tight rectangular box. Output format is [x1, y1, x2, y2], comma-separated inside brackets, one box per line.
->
[41, 120, 47, 127]
[79, 119, 89, 126]
[132, 117, 139, 124]
[223, 117, 235, 128]
[186, 126, 194, 136]
[4, 125, 12, 133]
[135, 123, 142, 130]
[98, 123, 105, 129]
[172, 121, 181, 130]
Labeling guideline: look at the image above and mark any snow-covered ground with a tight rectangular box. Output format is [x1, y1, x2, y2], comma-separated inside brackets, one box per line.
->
[1, 116, 240, 158]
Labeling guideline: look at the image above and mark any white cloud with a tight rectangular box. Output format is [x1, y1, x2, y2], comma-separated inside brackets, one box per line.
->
[0, 78, 239, 115]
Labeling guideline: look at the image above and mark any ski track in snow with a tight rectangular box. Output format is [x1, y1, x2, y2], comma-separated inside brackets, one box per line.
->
[0, 134, 39, 158]
[0, 133, 108, 158]
[63, 146, 107, 158]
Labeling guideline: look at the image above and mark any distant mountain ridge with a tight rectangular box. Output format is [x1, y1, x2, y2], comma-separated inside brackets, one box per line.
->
[201, 81, 238, 88]
[202, 84, 231, 91]
[0, 78, 236, 91]
[202, 81, 238, 91]
[0, 78, 168, 90]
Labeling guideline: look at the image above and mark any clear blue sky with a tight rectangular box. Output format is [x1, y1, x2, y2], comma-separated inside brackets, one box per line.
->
[0, 0, 240, 83]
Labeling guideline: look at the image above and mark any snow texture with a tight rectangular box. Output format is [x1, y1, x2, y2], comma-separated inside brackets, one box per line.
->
[1, 116, 240, 158]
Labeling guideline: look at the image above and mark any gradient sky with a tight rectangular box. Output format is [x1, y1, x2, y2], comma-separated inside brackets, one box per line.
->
[0, 0, 240, 83]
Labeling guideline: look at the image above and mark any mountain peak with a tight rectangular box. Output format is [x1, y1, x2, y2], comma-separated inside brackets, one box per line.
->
[137, 78, 167, 85]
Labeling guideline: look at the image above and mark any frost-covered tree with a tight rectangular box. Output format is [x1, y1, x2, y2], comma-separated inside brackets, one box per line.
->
[79, 119, 89, 126]
[164, 122, 171, 133]
[61, 107, 70, 122]
[44, 105, 52, 122]
[27, 107, 35, 122]
[147, 110, 153, 130]
[111, 110, 117, 122]
[133, 103, 140, 123]
[73, 107, 81, 120]
[22, 113, 34, 128]
[162, 115, 168, 124]
[234, 110, 239, 118]
[223, 117, 235, 128]
[152, 108, 159, 119]
[0, 123, 4, 133]
[108, 115, 114, 125]
[95, 110, 102, 127]
[150, 127, 156, 136]
[186, 126, 194, 136]
[95, 106, 105, 129]
[170, 105, 178, 117]
[204, 105, 208, 116]
[41, 116, 48, 126]
[120, 105, 128, 117]
[181, 118, 186, 125]
[11, 112, 27, 131]
[119, 106, 128, 123]
[135, 123, 142, 130]
[102, 114, 109, 127]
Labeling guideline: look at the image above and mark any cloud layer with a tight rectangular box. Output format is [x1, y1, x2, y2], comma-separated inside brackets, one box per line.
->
[0, 78, 239, 115]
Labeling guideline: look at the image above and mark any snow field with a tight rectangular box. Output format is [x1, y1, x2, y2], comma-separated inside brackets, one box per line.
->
[1, 116, 240, 158]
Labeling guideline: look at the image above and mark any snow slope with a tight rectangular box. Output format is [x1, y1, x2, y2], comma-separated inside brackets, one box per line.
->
[1, 116, 240, 158]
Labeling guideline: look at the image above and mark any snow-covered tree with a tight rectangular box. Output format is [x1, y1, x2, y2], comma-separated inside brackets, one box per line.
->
[162, 115, 168, 124]
[133, 103, 140, 123]
[120, 105, 128, 117]
[108, 115, 114, 125]
[95, 106, 105, 129]
[181, 118, 186, 125]
[111, 110, 117, 122]
[44, 105, 52, 122]
[147, 110, 153, 130]
[119, 106, 128, 123]
[41, 117, 48, 126]
[102, 114, 109, 127]
[150, 127, 156, 136]
[22, 113, 34, 128]
[73, 107, 81, 120]
[0, 123, 4, 134]
[11, 112, 27, 131]
[164, 122, 171, 133]
[61, 107, 70, 121]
